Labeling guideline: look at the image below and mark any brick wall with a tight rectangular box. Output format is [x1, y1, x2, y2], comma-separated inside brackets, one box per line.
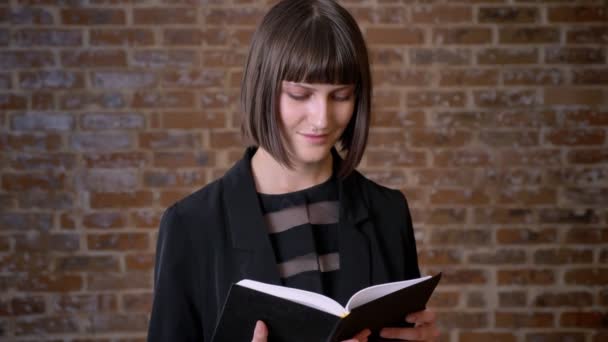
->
[0, 0, 607, 341]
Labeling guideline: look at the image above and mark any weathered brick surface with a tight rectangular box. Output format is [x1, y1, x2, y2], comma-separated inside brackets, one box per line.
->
[0, 1, 606, 341]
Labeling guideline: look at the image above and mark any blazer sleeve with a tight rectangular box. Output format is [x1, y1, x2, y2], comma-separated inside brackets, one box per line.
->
[397, 191, 421, 279]
[147, 205, 203, 341]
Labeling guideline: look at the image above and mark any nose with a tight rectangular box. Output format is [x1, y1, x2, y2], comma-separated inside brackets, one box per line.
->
[309, 96, 330, 129]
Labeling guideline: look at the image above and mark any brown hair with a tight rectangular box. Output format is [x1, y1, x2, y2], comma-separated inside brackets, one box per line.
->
[240, 0, 372, 178]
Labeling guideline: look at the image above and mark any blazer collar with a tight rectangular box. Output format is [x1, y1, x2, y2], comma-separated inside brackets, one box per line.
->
[222, 146, 371, 297]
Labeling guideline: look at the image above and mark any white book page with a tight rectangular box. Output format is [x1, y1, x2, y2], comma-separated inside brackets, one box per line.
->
[237, 279, 347, 317]
[345, 275, 432, 311]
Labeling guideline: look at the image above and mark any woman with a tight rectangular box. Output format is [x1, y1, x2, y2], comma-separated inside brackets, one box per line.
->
[148, 0, 439, 341]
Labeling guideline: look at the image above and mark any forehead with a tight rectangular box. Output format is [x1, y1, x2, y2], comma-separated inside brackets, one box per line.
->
[282, 81, 354, 91]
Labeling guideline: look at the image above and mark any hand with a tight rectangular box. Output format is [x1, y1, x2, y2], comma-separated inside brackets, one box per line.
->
[342, 328, 371, 342]
[379, 309, 439, 341]
[251, 320, 268, 342]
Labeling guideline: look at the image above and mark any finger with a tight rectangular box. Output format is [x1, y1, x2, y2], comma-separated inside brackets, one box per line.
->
[406, 309, 437, 325]
[380, 325, 439, 341]
[251, 320, 268, 342]
[341, 328, 371, 342]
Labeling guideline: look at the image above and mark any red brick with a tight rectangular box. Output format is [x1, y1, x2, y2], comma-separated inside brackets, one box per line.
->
[202, 49, 247, 68]
[439, 69, 498, 86]
[61, 8, 125, 25]
[565, 269, 608, 286]
[90, 29, 155, 46]
[366, 28, 425, 45]
[501, 149, 562, 166]
[153, 151, 214, 168]
[424, 208, 467, 224]
[430, 229, 491, 245]
[460, 332, 516, 342]
[11, 296, 45, 315]
[545, 128, 605, 146]
[0, 94, 27, 110]
[13, 28, 82, 46]
[433, 150, 492, 167]
[411, 169, 474, 187]
[407, 91, 466, 108]
[533, 291, 593, 307]
[83, 152, 149, 168]
[163, 28, 204, 46]
[131, 210, 162, 229]
[19, 70, 85, 89]
[497, 228, 557, 244]
[430, 188, 489, 205]
[87, 313, 149, 332]
[162, 112, 225, 129]
[477, 48, 538, 65]
[15, 316, 80, 336]
[87, 233, 149, 251]
[546, 47, 606, 64]
[132, 50, 199, 69]
[498, 187, 556, 205]
[565, 228, 608, 244]
[143, 170, 206, 188]
[160, 190, 189, 207]
[10, 152, 75, 170]
[205, 8, 265, 26]
[560, 311, 608, 328]
[567, 27, 608, 44]
[409, 48, 472, 65]
[162, 69, 225, 88]
[365, 150, 428, 168]
[0, 253, 49, 272]
[90, 192, 153, 209]
[526, 332, 586, 342]
[499, 291, 527, 307]
[139, 131, 201, 150]
[418, 249, 462, 265]
[428, 291, 459, 308]
[435, 269, 488, 285]
[55, 255, 120, 272]
[496, 312, 554, 328]
[474, 90, 538, 107]
[567, 149, 608, 164]
[125, 254, 155, 271]
[53, 294, 116, 313]
[502, 68, 565, 86]
[122, 292, 153, 312]
[14, 233, 79, 252]
[479, 7, 539, 23]
[435, 312, 488, 329]
[133, 7, 197, 25]
[533, 248, 593, 265]
[467, 291, 486, 307]
[433, 27, 492, 44]
[132, 91, 196, 108]
[373, 69, 432, 87]
[2, 172, 65, 191]
[498, 270, 555, 285]
[411, 5, 472, 23]
[479, 130, 539, 147]
[210, 130, 243, 149]
[0, 51, 54, 69]
[18, 275, 82, 292]
[468, 250, 526, 265]
[539, 208, 599, 224]
[61, 50, 127, 68]
[572, 69, 608, 85]
[87, 272, 151, 291]
[499, 27, 559, 44]
[350, 6, 407, 24]
[548, 6, 607, 22]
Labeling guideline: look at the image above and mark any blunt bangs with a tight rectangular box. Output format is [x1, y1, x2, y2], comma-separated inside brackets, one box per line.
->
[281, 17, 360, 87]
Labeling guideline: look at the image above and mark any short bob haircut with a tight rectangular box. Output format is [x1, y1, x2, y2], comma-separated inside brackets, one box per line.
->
[240, 0, 371, 179]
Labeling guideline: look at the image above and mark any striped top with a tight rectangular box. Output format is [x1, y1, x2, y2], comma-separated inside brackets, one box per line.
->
[257, 176, 340, 297]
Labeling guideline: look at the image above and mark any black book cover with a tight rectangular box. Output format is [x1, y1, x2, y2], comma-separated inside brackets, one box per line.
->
[211, 273, 441, 342]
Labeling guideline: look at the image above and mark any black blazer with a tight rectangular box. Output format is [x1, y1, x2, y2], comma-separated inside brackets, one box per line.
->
[147, 147, 421, 342]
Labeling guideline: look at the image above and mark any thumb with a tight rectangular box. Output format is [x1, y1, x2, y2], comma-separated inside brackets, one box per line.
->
[251, 320, 268, 342]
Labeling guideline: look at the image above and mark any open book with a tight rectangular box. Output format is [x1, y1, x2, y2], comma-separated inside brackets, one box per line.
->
[211, 273, 441, 342]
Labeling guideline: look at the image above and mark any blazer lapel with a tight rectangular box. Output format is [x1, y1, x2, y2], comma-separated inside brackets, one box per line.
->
[222, 147, 281, 285]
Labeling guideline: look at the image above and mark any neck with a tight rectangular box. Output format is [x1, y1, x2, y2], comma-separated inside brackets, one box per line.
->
[251, 147, 333, 194]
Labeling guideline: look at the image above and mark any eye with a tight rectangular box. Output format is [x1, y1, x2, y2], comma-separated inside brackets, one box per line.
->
[287, 93, 310, 101]
[333, 94, 352, 102]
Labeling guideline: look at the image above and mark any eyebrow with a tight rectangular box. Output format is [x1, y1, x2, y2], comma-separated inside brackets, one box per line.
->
[284, 83, 353, 92]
